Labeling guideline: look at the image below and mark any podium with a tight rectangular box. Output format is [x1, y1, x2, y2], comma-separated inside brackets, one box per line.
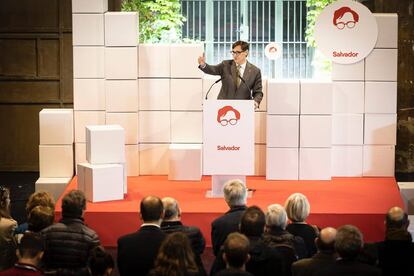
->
[203, 100, 255, 197]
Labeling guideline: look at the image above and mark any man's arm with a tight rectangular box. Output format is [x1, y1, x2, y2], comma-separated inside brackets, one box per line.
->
[198, 52, 223, 76]
[252, 68, 263, 108]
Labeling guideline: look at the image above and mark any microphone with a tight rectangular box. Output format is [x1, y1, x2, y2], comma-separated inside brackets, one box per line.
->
[205, 78, 222, 100]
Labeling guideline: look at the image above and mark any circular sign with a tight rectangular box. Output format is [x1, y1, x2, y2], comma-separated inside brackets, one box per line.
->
[315, 0, 378, 64]
[264, 42, 282, 60]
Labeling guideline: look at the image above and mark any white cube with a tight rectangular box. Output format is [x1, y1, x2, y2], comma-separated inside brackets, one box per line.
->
[332, 114, 364, 145]
[35, 177, 72, 202]
[39, 145, 74, 178]
[398, 182, 414, 214]
[363, 145, 395, 176]
[105, 80, 139, 112]
[266, 148, 299, 180]
[139, 111, 171, 143]
[267, 115, 299, 147]
[125, 144, 139, 176]
[331, 146, 363, 177]
[105, 12, 138, 46]
[255, 112, 267, 144]
[86, 125, 125, 164]
[171, 112, 202, 143]
[255, 144, 266, 176]
[170, 79, 202, 111]
[39, 109, 74, 145]
[73, 47, 104, 78]
[74, 111, 106, 143]
[139, 144, 169, 175]
[365, 49, 398, 81]
[267, 79, 300, 115]
[72, 14, 104, 46]
[375, 14, 398, 49]
[202, 75, 222, 100]
[332, 82, 364, 114]
[72, 0, 108, 13]
[168, 144, 202, 180]
[332, 59, 365, 81]
[74, 79, 105, 111]
[77, 163, 124, 202]
[300, 80, 332, 115]
[300, 115, 332, 148]
[139, 44, 171, 78]
[364, 114, 397, 145]
[75, 143, 87, 174]
[170, 44, 204, 78]
[258, 78, 268, 112]
[105, 47, 138, 80]
[299, 148, 331, 180]
[138, 79, 170, 111]
[365, 82, 397, 114]
[106, 113, 139, 144]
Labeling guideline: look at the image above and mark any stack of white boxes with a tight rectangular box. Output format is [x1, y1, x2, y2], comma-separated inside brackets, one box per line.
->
[37, 109, 74, 201]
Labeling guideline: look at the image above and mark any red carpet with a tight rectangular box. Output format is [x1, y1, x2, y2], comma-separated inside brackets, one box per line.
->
[55, 176, 403, 247]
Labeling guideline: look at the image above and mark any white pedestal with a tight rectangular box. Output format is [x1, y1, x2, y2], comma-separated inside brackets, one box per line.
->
[39, 145, 74, 178]
[35, 177, 71, 202]
[86, 125, 125, 164]
[104, 12, 138, 47]
[168, 144, 202, 181]
[39, 109, 74, 145]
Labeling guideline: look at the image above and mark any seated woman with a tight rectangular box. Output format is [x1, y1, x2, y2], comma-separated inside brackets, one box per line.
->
[284, 193, 319, 257]
[0, 185, 17, 271]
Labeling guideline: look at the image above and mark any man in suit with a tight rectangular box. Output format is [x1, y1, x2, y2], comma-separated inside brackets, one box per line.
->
[117, 196, 166, 276]
[292, 227, 337, 276]
[198, 40, 263, 109]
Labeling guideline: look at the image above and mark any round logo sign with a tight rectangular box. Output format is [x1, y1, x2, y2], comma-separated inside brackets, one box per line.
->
[264, 42, 282, 60]
[315, 0, 378, 64]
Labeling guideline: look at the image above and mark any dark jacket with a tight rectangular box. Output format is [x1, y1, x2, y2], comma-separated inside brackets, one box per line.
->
[41, 217, 100, 273]
[291, 251, 336, 276]
[215, 268, 254, 276]
[199, 60, 263, 106]
[318, 258, 381, 276]
[286, 223, 318, 257]
[211, 206, 247, 256]
[117, 225, 166, 276]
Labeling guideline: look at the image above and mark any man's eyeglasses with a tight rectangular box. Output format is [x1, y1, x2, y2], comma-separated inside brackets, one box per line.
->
[230, 50, 245, 56]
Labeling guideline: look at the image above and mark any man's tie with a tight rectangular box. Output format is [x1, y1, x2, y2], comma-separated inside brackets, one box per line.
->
[236, 64, 241, 87]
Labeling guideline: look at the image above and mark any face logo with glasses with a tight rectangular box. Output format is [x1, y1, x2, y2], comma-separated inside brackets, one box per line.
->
[217, 106, 240, 127]
[333, 6, 359, 30]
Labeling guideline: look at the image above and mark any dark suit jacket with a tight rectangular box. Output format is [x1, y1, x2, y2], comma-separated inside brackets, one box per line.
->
[286, 223, 319, 257]
[291, 251, 336, 276]
[318, 259, 381, 276]
[211, 205, 247, 256]
[117, 225, 166, 276]
[199, 60, 263, 106]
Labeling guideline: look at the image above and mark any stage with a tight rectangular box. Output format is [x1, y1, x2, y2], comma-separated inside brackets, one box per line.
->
[55, 176, 403, 247]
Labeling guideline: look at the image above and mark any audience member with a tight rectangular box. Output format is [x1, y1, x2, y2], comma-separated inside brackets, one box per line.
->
[0, 232, 44, 275]
[41, 190, 100, 275]
[117, 195, 166, 276]
[211, 180, 248, 256]
[291, 227, 337, 276]
[318, 225, 381, 276]
[0, 185, 17, 271]
[161, 197, 206, 275]
[148, 232, 201, 276]
[88, 246, 114, 276]
[215, 233, 253, 276]
[284, 193, 319, 257]
[27, 205, 54, 232]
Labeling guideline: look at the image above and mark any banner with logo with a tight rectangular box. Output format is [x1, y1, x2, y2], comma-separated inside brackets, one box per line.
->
[203, 100, 254, 175]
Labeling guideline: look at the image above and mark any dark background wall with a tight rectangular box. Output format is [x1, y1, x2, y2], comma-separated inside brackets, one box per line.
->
[0, 0, 413, 179]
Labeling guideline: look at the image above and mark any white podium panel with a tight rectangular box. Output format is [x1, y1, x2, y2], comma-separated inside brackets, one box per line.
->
[332, 82, 364, 114]
[374, 14, 398, 49]
[105, 47, 138, 80]
[203, 100, 254, 175]
[299, 148, 331, 180]
[39, 109, 74, 145]
[255, 112, 267, 144]
[74, 79, 105, 111]
[171, 112, 202, 143]
[106, 113, 139, 145]
[365, 49, 398, 81]
[266, 148, 299, 180]
[125, 145, 139, 176]
[267, 115, 299, 148]
[105, 80, 139, 112]
[104, 12, 138, 47]
[138, 79, 170, 111]
[331, 59, 365, 81]
[332, 114, 364, 145]
[72, 0, 108, 13]
[73, 47, 104, 78]
[300, 80, 332, 115]
[364, 114, 397, 145]
[139, 44, 171, 78]
[72, 14, 104, 46]
[332, 146, 363, 177]
[168, 144, 202, 181]
[74, 111, 106, 143]
[170, 79, 203, 111]
[255, 144, 266, 176]
[170, 44, 204, 78]
[267, 79, 300, 115]
[365, 82, 397, 114]
[39, 145, 74, 178]
[363, 145, 395, 176]
[300, 115, 332, 148]
[139, 144, 169, 175]
[86, 125, 125, 164]
[139, 111, 171, 143]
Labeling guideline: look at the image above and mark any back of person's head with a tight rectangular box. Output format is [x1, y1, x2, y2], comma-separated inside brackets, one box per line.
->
[385, 206, 409, 230]
[232, 40, 249, 52]
[18, 232, 44, 260]
[0, 185, 11, 218]
[152, 232, 198, 275]
[316, 227, 337, 253]
[335, 225, 363, 259]
[28, 205, 55, 232]
[61, 190, 86, 218]
[223, 232, 250, 269]
[223, 179, 247, 208]
[26, 191, 55, 214]
[88, 246, 114, 276]
[266, 204, 288, 230]
[140, 196, 164, 222]
[162, 197, 180, 221]
[240, 206, 265, 237]
[284, 193, 310, 223]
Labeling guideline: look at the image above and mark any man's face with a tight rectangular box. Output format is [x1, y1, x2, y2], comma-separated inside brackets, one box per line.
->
[232, 45, 248, 65]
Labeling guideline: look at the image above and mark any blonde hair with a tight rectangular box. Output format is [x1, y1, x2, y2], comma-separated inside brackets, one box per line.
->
[284, 193, 310, 222]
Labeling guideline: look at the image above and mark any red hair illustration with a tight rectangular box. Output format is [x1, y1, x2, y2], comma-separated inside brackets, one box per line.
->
[333, 6, 359, 29]
[217, 106, 240, 126]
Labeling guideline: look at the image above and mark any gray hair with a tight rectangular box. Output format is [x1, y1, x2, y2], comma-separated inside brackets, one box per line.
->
[284, 193, 310, 222]
[223, 179, 247, 207]
[161, 197, 180, 220]
[266, 204, 288, 230]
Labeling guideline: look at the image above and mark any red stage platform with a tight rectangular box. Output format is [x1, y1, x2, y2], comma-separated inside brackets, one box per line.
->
[55, 176, 403, 247]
